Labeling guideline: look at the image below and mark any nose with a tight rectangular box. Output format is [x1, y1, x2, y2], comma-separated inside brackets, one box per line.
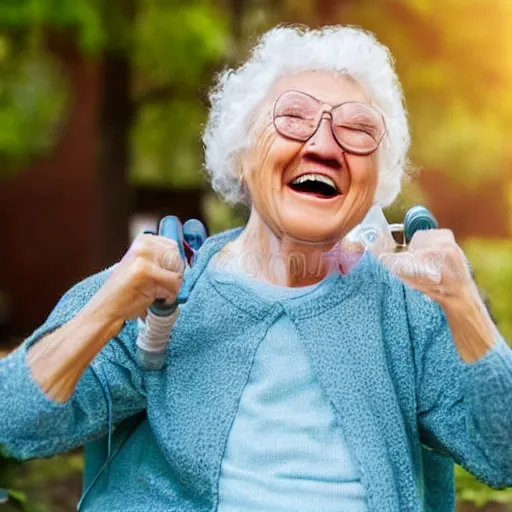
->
[303, 116, 344, 166]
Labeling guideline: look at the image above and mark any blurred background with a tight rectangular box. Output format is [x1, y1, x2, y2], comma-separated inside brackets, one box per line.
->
[0, 0, 511, 510]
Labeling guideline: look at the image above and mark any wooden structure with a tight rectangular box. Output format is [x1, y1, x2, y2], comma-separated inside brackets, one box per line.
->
[0, 43, 203, 346]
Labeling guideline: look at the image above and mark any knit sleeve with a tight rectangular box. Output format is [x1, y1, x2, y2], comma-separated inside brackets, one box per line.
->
[0, 268, 147, 461]
[404, 286, 512, 489]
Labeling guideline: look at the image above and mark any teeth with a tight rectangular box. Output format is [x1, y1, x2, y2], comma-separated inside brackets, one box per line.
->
[291, 173, 339, 192]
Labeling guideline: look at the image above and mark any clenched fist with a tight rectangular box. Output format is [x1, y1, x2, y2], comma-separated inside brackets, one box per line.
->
[83, 232, 186, 325]
[378, 228, 474, 307]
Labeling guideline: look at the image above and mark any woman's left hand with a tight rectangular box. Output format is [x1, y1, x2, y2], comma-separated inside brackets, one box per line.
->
[379, 228, 498, 362]
[378, 228, 477, 308]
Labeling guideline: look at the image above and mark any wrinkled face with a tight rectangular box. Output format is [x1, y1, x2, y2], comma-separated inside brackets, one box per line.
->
[241, 70, 381, 245]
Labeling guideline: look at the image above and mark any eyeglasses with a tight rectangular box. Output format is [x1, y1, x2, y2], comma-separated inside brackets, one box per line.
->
[273, 90, 386, 156]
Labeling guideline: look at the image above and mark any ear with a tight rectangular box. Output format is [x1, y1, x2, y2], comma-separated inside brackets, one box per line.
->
[237, 151, 251, 194]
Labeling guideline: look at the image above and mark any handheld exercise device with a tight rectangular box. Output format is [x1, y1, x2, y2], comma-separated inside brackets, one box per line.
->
[136, 216, 208, 370]
[351, 204, 438, 253]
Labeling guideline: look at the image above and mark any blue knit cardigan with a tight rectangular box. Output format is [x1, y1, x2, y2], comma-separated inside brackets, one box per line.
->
[1, 227, 512, 512]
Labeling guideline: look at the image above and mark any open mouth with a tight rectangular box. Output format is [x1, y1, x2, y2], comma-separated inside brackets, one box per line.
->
[287, 173, 341, 199]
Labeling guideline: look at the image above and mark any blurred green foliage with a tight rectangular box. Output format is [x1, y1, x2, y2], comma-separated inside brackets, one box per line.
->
[0, 0, 107, 53]
[203, 190, 249, 233]
[453, 237, 512, 509]
[0, 0, 228, 185]
[0, 32, 68, 177]
[456, 465, 512, 509]
[131, 0, 228, 188]
[1, 449, 83, 511]
[464, 239, 512, 341]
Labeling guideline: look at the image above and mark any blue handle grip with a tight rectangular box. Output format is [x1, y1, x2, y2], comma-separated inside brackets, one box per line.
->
[183, 218, 208, 251]
[403, 205, 438, 244]
[147, 216, 208, 315]
[150, 216, 185, 317]
[183, 218, 208, 265]
[159, 215, 186, 261]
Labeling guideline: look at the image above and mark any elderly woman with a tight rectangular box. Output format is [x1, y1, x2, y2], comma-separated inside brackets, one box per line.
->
[1, 25, 511, 512]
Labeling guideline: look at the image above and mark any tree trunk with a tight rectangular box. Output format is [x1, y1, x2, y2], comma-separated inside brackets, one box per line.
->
[96, 0, 136, 267]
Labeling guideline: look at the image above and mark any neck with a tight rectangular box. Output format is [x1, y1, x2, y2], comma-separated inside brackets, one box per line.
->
[221, 210, 345, 287]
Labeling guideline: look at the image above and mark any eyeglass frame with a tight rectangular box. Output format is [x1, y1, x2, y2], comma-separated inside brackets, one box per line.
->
[272, 89, 387, 156]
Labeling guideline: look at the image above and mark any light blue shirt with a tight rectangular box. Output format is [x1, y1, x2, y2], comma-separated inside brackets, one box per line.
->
[214, 267, 367, 512]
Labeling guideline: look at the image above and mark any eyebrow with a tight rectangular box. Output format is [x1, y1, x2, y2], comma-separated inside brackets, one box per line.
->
[280, 89, 370, 108]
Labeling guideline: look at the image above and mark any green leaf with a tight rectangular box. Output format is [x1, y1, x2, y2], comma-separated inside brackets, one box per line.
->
[0, 35, 69, 178]
[456, 464, 512, 506]
[7, 489, 27, 503]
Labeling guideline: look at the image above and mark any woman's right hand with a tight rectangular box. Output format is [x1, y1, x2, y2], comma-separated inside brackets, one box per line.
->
[83, 233, 186, 329]
[25, 233, 184, 402]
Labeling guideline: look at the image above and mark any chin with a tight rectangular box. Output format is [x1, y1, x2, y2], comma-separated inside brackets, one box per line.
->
[271, 186, 349, 242]
[278, 217, 347, 246]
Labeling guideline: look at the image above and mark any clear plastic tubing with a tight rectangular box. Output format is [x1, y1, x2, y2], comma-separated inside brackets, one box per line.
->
[136, 305, 180, 370]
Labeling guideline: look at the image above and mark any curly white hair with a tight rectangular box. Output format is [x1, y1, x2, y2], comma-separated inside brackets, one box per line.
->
[202, 24, 411, 208]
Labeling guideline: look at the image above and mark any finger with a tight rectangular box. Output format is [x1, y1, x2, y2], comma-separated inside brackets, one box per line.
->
[154, 285, 178, 305]
[150, 264, 183, 296]
[152, 235, 183, 249]
[415, 245, 471, 283]
[408, 228, 455, 251]
[400, 276, 447, 299]
[127, 233, 178, 261]
[132, 234, 184, 272]
[159, 247, 185, 274]
[137, 232, 182, 251]
[378, 251, 443, 284]
[409, 249, 446, 281]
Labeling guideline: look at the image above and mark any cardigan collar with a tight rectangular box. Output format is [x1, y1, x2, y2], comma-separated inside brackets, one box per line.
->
[178, 226, 391, 320]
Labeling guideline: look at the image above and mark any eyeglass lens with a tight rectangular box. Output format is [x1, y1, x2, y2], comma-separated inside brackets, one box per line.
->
[273, 90, 385, 155]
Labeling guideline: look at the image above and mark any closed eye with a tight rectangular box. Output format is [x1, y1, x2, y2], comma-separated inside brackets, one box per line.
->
[278, 114, 306, 119]
[337, 123, 378, 138]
